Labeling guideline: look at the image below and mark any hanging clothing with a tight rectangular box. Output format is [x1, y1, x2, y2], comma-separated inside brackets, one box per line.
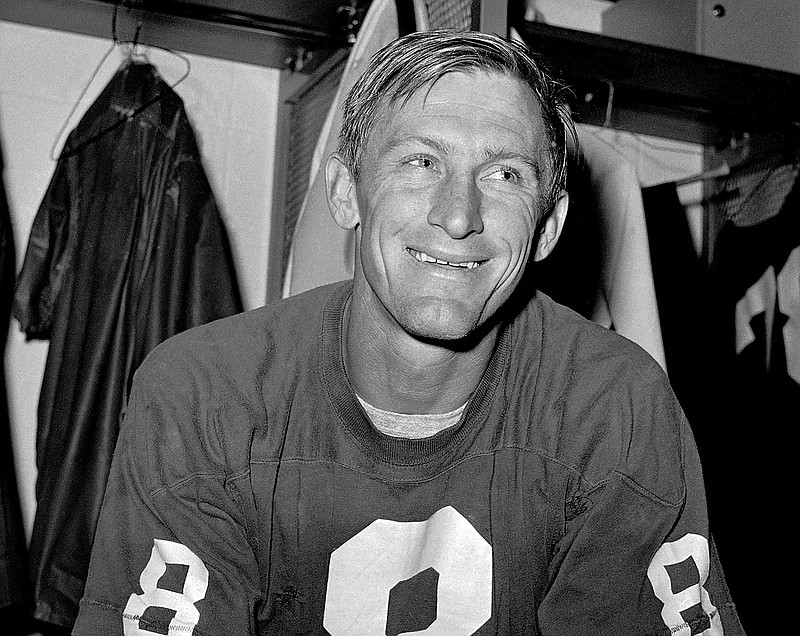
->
[703, 163, 800, 634]
[13, 60, 242, 627]
[0, 121, 32, 612]
[573, 128, 667, 371]
[533, 145, 603, 320]
[641, 182, 708, 425]
[283, 0, 399, 297]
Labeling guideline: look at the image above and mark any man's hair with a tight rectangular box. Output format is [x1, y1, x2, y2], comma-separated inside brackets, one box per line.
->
[338, 29, 575, 211]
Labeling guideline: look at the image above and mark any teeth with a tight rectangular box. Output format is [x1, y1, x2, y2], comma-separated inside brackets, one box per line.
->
[410, 249, 481, 270]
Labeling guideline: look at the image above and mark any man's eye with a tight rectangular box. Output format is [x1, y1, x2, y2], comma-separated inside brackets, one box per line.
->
[407, 156, 434, 169]
[488, 167, 521, 183]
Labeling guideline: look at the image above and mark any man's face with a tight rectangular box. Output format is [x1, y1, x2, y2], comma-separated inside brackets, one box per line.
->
[330, 70, 565, 342]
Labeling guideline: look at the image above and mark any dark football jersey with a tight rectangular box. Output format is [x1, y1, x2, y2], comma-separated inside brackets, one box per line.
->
[73, 282, 739, 635]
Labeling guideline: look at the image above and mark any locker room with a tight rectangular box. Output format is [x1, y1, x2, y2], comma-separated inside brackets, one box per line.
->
[0, 1, 796, 634]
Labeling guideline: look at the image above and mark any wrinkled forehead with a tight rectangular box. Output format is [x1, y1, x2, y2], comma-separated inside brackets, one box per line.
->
[366, 70, 548, 153]
[384, 68, 541, 117]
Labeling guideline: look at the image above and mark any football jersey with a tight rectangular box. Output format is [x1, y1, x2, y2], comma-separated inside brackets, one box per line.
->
[73, 282, 739, 635]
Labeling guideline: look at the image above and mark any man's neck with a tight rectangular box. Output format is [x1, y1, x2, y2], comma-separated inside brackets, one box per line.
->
[343, 291, 499, 415]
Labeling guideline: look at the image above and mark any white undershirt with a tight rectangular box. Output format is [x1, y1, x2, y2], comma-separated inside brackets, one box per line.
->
[356, 395, 467, 439]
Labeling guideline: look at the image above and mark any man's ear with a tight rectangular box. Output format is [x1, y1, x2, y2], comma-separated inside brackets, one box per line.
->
[325, 153, 360, 230]
[533, 191, 569, 262]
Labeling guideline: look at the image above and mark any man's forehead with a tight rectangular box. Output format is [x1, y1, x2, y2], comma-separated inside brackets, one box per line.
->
[386, 69, 537, 112]
[369, 71, 544, 142]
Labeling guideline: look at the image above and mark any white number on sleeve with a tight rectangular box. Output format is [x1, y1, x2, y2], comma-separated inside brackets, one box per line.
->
[123, 539, 209, 636]
[647, 533, 723, 636]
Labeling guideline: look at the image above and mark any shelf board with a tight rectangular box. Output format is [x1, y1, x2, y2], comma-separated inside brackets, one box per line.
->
[516, 21, 800, 146]
[0, 0, 350, 72]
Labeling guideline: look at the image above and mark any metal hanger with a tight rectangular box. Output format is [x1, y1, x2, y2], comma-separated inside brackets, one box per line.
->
[50, 0, 191, 161]
[674, 161, 731, 187]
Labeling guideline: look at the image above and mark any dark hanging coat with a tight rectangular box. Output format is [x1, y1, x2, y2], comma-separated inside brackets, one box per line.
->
[13, 61, 243, 627]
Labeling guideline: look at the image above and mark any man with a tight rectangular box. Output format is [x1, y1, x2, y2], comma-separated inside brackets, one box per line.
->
[73, 30, 738, 635]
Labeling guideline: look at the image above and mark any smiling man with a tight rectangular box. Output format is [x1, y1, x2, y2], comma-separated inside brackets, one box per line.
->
[327, 53, 567, 415]
[73, 30, 740, 636]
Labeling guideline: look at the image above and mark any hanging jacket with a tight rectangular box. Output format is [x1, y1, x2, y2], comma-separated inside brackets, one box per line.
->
[701, 164, 800, 634]
[12, 60, 242, 627]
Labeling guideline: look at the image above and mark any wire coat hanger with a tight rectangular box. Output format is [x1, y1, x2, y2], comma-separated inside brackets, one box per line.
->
[113, 0, 143, 56]
[411, 0, 430, 31]
[112, 0, 191, 88]
[603, 80, 615, 128]
[49, 1, 191, 161]
[674, 161, 730, 187]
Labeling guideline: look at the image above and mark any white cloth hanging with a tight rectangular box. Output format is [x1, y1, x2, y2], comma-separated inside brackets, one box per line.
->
[283, 0, 399, 297]
[577, 125, 667, 371]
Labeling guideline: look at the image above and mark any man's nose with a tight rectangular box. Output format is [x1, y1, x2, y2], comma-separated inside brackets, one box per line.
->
[426, 173, 484, 238]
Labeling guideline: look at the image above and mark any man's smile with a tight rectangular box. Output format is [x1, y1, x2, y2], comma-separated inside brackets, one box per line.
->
[406, 247, 485, 270]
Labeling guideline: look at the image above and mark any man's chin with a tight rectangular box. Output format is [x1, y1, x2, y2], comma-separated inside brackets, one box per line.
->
[398, 304, 487, 346]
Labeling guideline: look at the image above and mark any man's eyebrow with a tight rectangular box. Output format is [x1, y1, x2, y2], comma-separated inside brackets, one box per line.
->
[382, 134, 453, 155]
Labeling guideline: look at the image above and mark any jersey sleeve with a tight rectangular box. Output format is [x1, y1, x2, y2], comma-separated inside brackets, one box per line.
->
[538, 370, 743, 636]
[73, 346, 262, 636]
